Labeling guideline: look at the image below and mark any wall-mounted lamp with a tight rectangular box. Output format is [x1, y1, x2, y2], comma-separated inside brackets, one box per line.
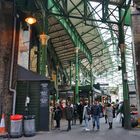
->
[25, 16, 37, 25]
[39, 33, 50, 46]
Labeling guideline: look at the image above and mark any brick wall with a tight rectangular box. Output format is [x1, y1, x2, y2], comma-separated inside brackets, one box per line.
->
[0, 1, 14, 131]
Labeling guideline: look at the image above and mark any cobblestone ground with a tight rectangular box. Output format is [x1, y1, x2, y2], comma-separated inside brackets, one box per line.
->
[11, 118, 140, 140]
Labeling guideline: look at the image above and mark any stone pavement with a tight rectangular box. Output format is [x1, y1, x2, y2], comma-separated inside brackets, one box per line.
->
[11, 118, 140, 140]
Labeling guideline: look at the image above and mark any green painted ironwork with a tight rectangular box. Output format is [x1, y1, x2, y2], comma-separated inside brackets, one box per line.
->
[68, 0, 83, 15]
[39, 17, 48, 76]
[121, 7, 131, 26]
[102, 0, 109, 22]
[39, 44, 47, 76]
[48, 0, 92, 64]
[118, 8, 131, 129]
[90, 63, 93, 87]
[16, 0, 133, 86]
[120, 0, 132, 25]
[70, 61, 72, 86]
[75, 48, 79, 103]
[80, 62, 90, 76]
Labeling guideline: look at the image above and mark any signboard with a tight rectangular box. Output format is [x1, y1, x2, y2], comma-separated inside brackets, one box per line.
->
[40, 83, 49, 107]
[40, 82, 50, 131]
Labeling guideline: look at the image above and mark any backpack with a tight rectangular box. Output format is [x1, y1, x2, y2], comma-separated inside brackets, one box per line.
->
[86, 106, 91, 115]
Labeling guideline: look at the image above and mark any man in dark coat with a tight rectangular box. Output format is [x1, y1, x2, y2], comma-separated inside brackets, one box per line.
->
[117, 102, 124, 127]
[65, 102, 73, 131]
[91, 100, 100, 130]
[77, 101, 84, 125]
[54, 103, 62, 129]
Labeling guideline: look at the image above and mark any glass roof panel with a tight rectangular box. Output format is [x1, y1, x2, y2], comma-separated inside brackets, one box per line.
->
[89, 1, 134, 88]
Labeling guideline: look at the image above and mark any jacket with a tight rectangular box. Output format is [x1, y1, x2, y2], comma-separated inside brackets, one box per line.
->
[54, 106, 62, 120]
[65, 106, 73, 120]
[106, 106, 113, 122]
[83, 105, 91, 119]
[91, 104, 100, 116]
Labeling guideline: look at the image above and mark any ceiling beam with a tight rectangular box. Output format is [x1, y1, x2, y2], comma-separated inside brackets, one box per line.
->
[48, 0, 92, 63]
[52, 37, 70, 44]
[57, 48, 75, 55]
[53, 42, 72, 48]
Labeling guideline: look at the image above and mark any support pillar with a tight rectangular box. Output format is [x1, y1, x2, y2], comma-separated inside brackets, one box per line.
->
[70, 61, 72, 87]
[90, 63, 93, 103]
[75, 48, 79, 103]
[39, 34, 50, 76]
[39, 10, 49, 76]
[39, 40, 47, 76]
[118, 8, 131, 129]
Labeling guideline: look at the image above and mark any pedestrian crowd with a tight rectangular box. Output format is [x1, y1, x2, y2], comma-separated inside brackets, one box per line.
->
[50, 99, 123, 131]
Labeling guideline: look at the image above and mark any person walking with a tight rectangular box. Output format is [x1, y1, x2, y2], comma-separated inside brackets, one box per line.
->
[117, 102, 124, 127]
[65, 102, 73, 131]
[99, 102, 103, 118]
[106, 103, 113, 129]
[82, 100, 91, 131]
[91, 100, 100, 130]
[104, 103, 108, 123]
[77, 100, 84, 125]
[54, 103, 62, 130]
[72, 104, 78, 125]
[112, 103, 116, 118]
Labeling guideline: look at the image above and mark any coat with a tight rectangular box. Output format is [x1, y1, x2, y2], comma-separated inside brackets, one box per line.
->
[77, 104, 84, 117]
[65, 106, 73, 120]
[106, 106, 113, 123]
[54, 106, 62, 120]
[83, 105, 91, 119]
[91, 104, 100, 116]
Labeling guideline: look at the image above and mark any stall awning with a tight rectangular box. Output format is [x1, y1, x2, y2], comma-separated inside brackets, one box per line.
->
[17, 65, 49, 81]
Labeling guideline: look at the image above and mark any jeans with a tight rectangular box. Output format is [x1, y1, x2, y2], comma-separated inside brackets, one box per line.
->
[84, 118, 90, 129]
[92, 115, 100, 129]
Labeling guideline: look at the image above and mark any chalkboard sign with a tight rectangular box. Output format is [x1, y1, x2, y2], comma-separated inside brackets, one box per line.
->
[40, 83, 49, 107]
[40, 82, 50, 131]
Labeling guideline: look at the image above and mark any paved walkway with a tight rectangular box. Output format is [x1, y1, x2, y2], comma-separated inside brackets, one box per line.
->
[12, 118, 140, 140]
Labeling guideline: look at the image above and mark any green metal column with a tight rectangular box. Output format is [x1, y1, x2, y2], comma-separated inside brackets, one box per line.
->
[90, 63, 93, 103]
[70, 61, 72, 86]
[119, 8, 131, 129]
[39, 7, 49, 76]
[75, 48, 79, 103]
[39, 42, 47, 76]
[90, 64, 93, 89]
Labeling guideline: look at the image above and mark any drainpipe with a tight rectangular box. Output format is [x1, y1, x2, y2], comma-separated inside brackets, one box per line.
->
[9, 1, 16, 115]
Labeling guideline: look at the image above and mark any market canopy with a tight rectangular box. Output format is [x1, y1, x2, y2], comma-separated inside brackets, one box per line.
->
[16, 0, 134, 90]
[17, 65, 49, 81]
